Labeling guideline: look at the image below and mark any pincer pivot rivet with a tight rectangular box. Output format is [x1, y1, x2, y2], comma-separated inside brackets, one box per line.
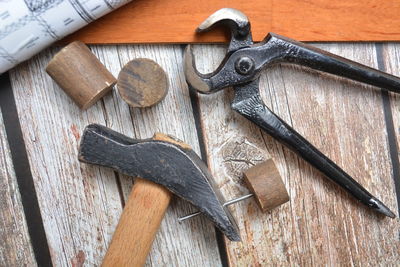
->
[235, 56, 255, 75]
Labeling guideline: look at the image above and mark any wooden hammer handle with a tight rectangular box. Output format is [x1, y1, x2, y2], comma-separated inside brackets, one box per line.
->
[102, 178, 171, 267]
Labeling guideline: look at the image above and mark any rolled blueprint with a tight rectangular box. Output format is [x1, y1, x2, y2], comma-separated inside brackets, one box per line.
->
[0, 0, 131, 73]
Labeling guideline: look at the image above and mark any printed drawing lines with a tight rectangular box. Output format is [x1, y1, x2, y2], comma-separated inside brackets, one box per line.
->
[0, 0, 130, 73]
[0, 46, 18, 64]
[68, 0, 95, 23]
[24, 0, 65, 13]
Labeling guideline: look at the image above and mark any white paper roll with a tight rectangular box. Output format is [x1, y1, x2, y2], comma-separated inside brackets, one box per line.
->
[0, 0, 132, 73]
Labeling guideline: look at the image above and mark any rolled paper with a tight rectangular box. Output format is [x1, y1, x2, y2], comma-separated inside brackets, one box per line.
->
[0, 0, 132, 73]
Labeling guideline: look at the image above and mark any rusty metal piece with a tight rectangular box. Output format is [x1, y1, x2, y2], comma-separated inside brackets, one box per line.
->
[78, 123, 241, 241]
[117, 58, 168, 108]
[183, 8, 397, 218]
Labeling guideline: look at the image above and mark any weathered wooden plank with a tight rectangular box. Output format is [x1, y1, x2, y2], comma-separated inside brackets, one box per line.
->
[91, 44, 222, 265]
[382, 43, 400, 145]
[9, 44, 222, 265]
[381, 42, 400, 214]
[268, 43, 399, 265]
[192, 43, 400, 265]
[9, 48, 123, 266]
[7, 42, 400, 265]
[0, 109, 36, 266]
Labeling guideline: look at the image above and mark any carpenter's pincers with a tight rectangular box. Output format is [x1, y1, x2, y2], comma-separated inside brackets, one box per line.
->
[183, 8, 398, 218]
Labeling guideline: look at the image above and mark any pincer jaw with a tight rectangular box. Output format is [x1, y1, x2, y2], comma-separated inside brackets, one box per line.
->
[196, 8, 253, 52]
[183, 45, 213, 93]
[183, 8, 255, 94]
[370, 197, 396, 218]
[196, 8, 251, 38]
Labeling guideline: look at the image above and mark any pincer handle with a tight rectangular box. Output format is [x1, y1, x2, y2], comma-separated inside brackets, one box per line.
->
[270, 33, 400, 93]
[231, 83, 394, 217]
[232, 93, 368, 200]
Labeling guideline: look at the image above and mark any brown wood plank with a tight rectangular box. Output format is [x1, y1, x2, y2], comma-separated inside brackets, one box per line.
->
[9, 45, 222, 265]
[0, 109, 36, 266]
[192, 43, 399, 265]
[64, 0, 400, 44]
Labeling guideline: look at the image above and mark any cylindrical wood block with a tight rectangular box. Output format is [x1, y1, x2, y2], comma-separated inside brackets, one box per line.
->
[102, 178, 172, 267]
[243, 159, 289, 212]
[117, 58, 168, 108]
[46, 41, 116, 109]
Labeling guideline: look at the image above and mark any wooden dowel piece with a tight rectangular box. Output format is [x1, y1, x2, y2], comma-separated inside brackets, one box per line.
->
[117, 58, 168, 108]
[46, 41, 116, 109]
[243, 159, 289, 212]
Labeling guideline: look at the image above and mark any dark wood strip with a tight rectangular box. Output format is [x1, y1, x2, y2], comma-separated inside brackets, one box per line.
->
[0, 72, 52, 267]
[184, 44, 229, 267]
[375, 43, 400, 215]
[188, 79, 229, 267]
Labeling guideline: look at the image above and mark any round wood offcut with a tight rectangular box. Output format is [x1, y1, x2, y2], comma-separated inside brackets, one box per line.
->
[243, 159, 289, 212]
[117, 58, 168, 108]
[46, 41, 116, 110]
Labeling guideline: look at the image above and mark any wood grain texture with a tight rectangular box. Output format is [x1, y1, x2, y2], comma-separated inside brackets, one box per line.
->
[382, 43, 400, 148]
[5, 42, 400, 266]
[9, 45, 222, 266]
[243, 159, 289, 212]
[64, 0, 400, 44]
[102, 179, 172, 267]
[117, 58, 168, 108]
[46, 41, 116, 109]
[381, 43, 400, 217]
[191, 43, 400, 265]
[0, 110, 36, 266]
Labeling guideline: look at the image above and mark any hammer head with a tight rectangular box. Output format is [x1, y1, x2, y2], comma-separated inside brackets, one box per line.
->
[78, 124, 240, 241]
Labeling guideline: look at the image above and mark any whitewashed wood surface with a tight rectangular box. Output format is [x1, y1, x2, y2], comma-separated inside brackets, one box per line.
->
[193, 43, 400, 265]
[2, 42, 400, 266]
[0, 109, 36, 266]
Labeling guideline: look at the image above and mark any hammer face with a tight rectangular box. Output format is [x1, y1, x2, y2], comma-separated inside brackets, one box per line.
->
[78, 124, 241, 241]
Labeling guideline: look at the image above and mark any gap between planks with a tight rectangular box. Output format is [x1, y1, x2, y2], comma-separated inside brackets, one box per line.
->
[4, 42, 400, 266]
[0, 88, 37, 266]
[191, 43, 399, 265]
[8, 44, 223, 266]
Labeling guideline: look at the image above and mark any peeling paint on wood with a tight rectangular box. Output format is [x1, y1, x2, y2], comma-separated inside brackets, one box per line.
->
[71, 250, 85, 267]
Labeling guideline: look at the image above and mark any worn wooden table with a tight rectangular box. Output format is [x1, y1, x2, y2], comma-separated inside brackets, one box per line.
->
[1, 42, 399, 266]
